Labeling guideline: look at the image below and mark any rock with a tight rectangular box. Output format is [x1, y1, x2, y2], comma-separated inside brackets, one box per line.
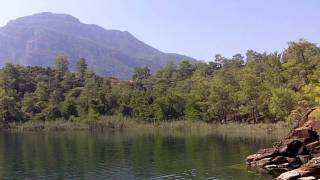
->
[246, 109, 320, 179]
[256, 147, 278, 154]
[305, 141, 320, 150]
[301, 157, 320, 172]
[307, 156, 320, 167]
[303, 118, 320, 133]
[278, 163, 290, 168]
[297, 176, 316, 180]
[272, 156, 289, 164]
[246, 153, 262, 163]
[306, 141, 320, 156]
[277, 170, 300, 180]
[256, 157, 272, 168]
[289, 157, 320, 178]
[298, 146, 309, 155]
[279, 145, 289, 154]
[298, 177, 316, 180]
[298, 155, 311, 164]
[246, 148, 278, 163]
[284, 139, 304, 157]
[292, 163, 302, 169]
[311, 153, 320, 158]
[287, 128, 319, 144]
[296, 170, 315, 177]
[286, 157, 300, 164]
[265, 164, 277, 170]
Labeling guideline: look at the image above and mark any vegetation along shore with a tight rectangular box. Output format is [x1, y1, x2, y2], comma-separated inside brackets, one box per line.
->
[3, 116, 289, 135]
[0, 39, 320, 130]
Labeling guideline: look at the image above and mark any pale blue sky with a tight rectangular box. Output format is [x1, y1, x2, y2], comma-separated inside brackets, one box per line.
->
[0, 0, 319, 60]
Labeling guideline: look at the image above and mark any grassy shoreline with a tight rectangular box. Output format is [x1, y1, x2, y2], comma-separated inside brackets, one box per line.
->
[2, 116, 291, 137]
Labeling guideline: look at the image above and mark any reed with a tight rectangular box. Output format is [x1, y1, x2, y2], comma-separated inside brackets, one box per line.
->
[4, 116, 291, 138]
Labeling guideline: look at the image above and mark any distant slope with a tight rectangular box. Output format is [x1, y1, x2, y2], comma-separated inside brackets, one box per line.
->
[0, 12, 195, 79]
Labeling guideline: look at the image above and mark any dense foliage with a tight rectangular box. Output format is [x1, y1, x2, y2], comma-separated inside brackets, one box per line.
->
[1, 40, 320, 124]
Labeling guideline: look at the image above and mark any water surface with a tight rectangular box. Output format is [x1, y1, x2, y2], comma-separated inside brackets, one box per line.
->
[0, 129, 286, 179]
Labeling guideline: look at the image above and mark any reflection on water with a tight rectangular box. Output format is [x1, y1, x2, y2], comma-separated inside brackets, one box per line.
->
[0, 129, 286, 179]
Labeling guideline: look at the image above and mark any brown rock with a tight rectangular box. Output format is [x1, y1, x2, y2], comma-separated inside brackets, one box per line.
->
[300, 177, 316, 180]
[278, 163, 290, 168]
[311, 153, 320, 158]
[246, 153, 261, 163]
[256, 157, 272, 168]
[298, 146, 309, 155]
[297, 128, 318, 141]
[305, 141, 320, 156]
[298, 155, 311, 164]
[297, 176, 316, 180]
[265, 164, 277, 170]
[305, 141, 320, 150]
[285, 128, 319, 145]
[256, 147, 277, 154]
[277, 170, 300, 180]
[303, 118, 320, 133]
[272, 156, 289, 164]
[293, 128, 313, 138]
[291, 162, 302, 169]
[284, 140, 304, 157]
[291, 157, 320, 178]
[286, 157, 299, 164]
[279, 145, 289, 154]
[302, 157, 320, 170]
[247, 109, 320, 179]
[246, 148, 278, 163]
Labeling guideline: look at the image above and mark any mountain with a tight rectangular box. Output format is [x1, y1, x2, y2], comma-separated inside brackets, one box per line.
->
[0, 12, 195, 79]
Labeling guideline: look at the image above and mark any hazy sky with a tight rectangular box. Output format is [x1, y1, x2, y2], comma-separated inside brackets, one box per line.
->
[0, 0, 320, 60]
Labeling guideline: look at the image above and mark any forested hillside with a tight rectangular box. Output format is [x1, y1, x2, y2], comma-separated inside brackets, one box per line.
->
[1, 40, 319, 124]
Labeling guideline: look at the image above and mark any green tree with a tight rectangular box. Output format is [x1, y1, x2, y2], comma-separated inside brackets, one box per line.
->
[54, 55, 69, 75]
[177, 61, 195, 79]
[185, 99, 202, 121]
[132, 66, 151, 81]
[77, 71, 100, 118]
[61, 95, 78, 119]
[21, 93, 40, 120]
[303, 83, 320, 105]
[155, 94, 185, 121]
[76, 58, 88, 82]
[0, 89, 23, 123]
[269, 87, 298, 120]
[282, 39, 320, 90]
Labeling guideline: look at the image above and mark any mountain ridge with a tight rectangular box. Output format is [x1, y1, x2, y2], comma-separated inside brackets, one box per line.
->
[0, 12, 195, 79]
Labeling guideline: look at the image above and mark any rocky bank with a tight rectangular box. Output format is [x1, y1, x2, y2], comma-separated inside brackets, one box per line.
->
[246, 108, 320, 180]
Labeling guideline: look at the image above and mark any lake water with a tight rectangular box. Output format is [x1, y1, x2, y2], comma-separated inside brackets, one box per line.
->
[0, 129, 286, 179]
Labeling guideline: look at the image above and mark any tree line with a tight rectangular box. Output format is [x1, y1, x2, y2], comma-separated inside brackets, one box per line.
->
[0, 39, 319, 124]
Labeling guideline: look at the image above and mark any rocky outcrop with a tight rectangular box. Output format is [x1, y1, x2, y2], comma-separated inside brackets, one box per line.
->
[276, 157, 320, 180]
[246, 108, 320, 179]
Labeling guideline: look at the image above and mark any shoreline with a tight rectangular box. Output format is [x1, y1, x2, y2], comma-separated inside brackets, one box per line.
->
[2, 116, 291, 136]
